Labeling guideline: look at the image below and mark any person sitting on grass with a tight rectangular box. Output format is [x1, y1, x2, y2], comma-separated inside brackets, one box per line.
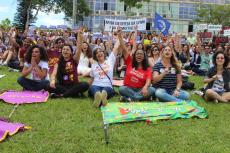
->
[88, 37, 120, 107]
[49, 32, 89, 98]
[204, 51, 230, 103]
[17, 45, 49, 91]
[77, 41, 93, 77]
[152, 46, 190, 102]
[118, 30, 155, 102]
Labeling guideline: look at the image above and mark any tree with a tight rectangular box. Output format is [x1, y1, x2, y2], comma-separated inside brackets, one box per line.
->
[195, 4, 230, 26]
[120, 0, 150, 9]
[0, 18, 11, 30]
[13, 0, 91, 31]
[13, 0, 35, 32]
[119, 0, 150, 16]
[53, 0, 91, 22]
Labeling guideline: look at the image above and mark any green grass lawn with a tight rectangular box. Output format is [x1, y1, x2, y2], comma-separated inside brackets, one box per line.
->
[1, 66, 230, 153]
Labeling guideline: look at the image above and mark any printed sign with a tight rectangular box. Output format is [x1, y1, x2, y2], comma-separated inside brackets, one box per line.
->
[193, 24, 208, 31]
[224, 29, 230, 36]
[208, 25, 222, 31]
[104, 18, 146, 32]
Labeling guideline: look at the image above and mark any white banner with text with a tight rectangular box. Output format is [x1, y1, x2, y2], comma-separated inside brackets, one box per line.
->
[104, 18, 146, 32]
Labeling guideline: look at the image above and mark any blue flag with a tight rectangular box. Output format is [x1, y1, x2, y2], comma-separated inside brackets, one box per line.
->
[154, 13, 171, 35]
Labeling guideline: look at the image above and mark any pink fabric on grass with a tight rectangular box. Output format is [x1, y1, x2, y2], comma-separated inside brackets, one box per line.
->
[0, 120, 30, 142]
[112, 80, 124, 87]
[0, 90, 49, 104]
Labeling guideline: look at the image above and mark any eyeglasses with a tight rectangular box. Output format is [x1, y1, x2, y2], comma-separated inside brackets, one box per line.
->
[136, 52, 144, 55]
[216, 57, 224, 60]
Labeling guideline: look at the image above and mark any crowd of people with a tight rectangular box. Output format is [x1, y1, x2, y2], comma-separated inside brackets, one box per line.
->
[0, 26, 230, 106]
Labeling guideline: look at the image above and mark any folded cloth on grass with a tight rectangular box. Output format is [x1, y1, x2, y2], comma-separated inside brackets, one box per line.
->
[0, 74, 5, 79]
[0, 120, 30, 142]
[0, 90, 49, 104]
[112, 80, 124, 87]
[101, 101, 208, 124]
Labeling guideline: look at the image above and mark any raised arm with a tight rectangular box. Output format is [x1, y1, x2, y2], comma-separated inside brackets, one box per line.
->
[174, 34, 181, 53]
[73, 30, 83, 64]
[118, 30, 129, 59]
[131, 25, 138, 54]
[112, 36, 120, 56]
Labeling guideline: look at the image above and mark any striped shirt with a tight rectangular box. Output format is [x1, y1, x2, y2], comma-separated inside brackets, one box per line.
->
[153, 62, 180, 92]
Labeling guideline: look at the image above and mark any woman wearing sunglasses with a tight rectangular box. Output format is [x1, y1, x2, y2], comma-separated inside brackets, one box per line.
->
[204, 51, 230, 103]
[148, 45, 160, 68]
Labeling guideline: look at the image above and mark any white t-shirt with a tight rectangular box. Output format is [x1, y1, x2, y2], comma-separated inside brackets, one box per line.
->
[90, 52, 116, 88]
[24, 60, 49, 81]
[78, 53, 90, 68]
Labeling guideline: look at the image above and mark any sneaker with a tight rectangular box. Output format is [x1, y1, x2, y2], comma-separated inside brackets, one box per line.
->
[93, 91, 102, 107]
[120, 96, 125, 102]
[127, 97, 132, 102]
[2, 62, 7, 66]
[50, 93, 63, 98]
[193, 90, 204, 97]
[214, 99, 219, 104]
[101, 90, 108, 106]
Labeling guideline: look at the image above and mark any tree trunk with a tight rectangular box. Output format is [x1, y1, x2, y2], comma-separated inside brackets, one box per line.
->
[25, 0, 32, 31]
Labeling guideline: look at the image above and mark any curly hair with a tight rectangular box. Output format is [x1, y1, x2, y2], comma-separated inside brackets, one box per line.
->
[25, 45, 48, 63]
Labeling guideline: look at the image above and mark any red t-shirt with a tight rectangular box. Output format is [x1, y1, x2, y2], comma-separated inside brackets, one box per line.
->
[123, 55, 152, 88]
[19, 47, 27, 59]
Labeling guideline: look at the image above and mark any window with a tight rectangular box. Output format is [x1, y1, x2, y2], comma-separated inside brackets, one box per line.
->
[104, 3, 108, 10]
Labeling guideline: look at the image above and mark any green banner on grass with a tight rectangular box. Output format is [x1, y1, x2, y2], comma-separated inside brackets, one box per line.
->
[101, 101, 208, 124]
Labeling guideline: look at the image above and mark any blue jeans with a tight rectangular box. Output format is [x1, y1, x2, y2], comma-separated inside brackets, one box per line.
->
[119, 86, 155, 101]
[155, 88, 190, 102]
[17, 77, 49, 91]
[88, 85, 115, 99]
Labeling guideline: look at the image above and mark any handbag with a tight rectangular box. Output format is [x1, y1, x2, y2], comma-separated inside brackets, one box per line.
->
[97, 63, 118, 95]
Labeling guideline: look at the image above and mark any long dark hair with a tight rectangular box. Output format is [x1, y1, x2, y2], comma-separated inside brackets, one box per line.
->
[25, 45, 48, 63]
[82, 41, 92, 58]
[212, 51, 229, 68]
[132, 49, 149, 70]
[57, 44, 74, 84]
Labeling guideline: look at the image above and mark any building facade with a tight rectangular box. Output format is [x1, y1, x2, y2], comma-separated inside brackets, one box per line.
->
[79, 0, 229, 34]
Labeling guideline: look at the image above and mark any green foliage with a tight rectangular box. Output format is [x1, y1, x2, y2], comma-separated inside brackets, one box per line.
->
[0, 18, 11, 30]
[120, 0, 150, 9]
[13, 0, 91, 30]
[13, 0, 35, 32]
[1, 67, 230, 153]
[195, 4, 230, 26]
[53, 0, 91, 22]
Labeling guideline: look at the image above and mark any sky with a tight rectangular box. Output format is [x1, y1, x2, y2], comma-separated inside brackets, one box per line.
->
[0, 0, 65, 26]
